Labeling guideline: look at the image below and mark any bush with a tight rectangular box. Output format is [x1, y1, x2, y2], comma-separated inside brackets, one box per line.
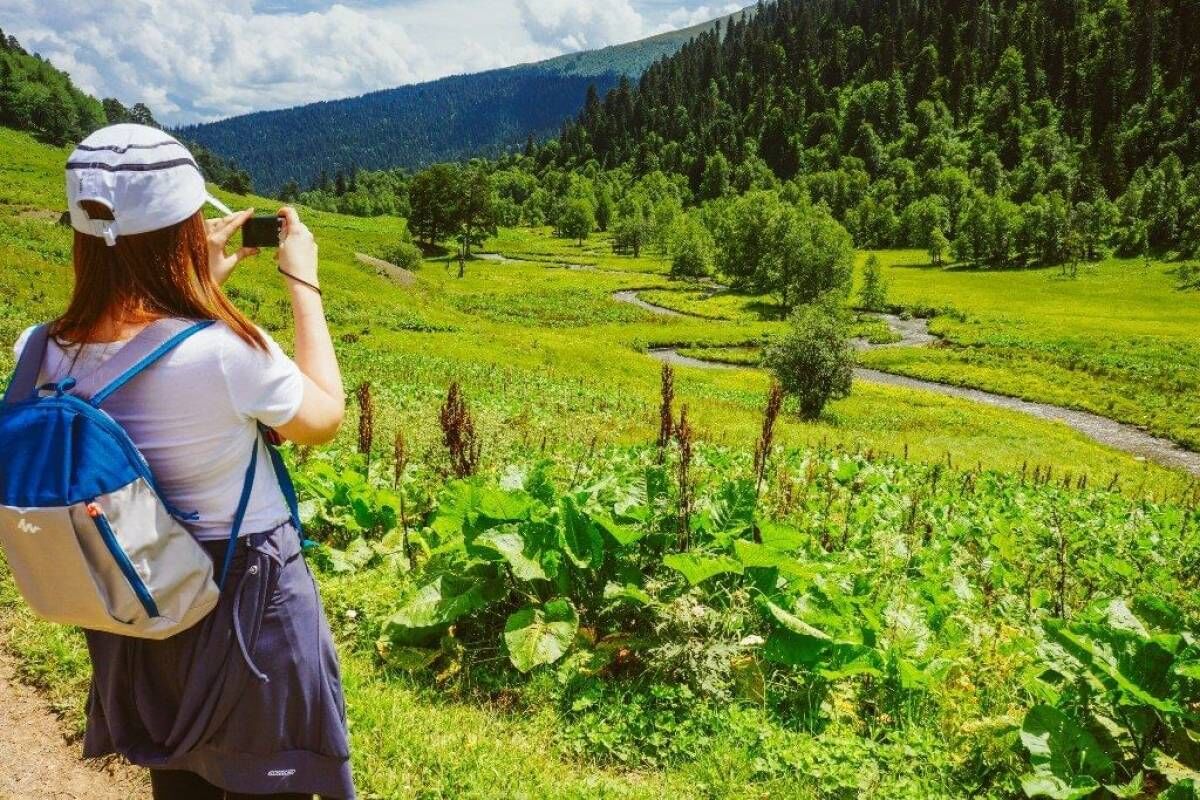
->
[669, 217, 715, 279]
[763, 293, 854, 419]
[858, 253, 888, 311]
[382, 240, 423, 271]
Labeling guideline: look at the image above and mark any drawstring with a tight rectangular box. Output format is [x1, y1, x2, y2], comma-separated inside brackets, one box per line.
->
[232, 556, 270, 683]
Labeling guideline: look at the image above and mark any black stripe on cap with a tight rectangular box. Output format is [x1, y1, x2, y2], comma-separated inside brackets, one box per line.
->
[65, 157, 200, 173]
[75, 140, 183, 154]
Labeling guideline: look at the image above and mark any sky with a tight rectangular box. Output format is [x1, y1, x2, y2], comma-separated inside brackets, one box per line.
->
[0, 0, 744, 125]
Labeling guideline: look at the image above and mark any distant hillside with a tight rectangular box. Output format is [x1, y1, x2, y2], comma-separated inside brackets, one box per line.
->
[177, 8, 750, 194]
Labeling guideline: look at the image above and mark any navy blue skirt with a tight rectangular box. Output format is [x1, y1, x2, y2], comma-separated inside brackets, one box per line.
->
[82, 523, 355, 799]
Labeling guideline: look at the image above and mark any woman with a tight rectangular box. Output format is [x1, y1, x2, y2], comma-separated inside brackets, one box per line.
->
[13, 124, 354, 799]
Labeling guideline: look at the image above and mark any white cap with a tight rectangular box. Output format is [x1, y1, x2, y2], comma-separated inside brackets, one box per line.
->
[65, 123, 231, 246]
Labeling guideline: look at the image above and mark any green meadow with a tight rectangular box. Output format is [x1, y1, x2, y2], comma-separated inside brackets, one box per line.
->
[1, 128, 1198, 798]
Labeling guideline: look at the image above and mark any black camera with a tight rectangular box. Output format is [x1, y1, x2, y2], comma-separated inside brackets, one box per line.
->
[241, 215, 282, 248]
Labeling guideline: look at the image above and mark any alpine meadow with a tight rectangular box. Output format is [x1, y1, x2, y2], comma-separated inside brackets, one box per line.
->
[1, 1, 1199, 798]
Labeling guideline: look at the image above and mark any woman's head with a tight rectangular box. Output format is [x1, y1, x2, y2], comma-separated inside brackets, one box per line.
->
[57, 124, 264, 348]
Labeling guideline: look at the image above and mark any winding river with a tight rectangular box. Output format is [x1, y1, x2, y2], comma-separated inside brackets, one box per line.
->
[616, 290, 1200, 476]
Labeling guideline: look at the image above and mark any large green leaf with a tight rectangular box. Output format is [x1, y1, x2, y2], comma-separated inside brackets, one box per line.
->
[756, 519, 807, 551]
[503, 598, 579, 673]
[734, 540, 814, 578]
[593, 511, 645, 547]
[603, 582, 654, 606]
[473, 526, 552, 581]
[384, 574, 500, 634]
[559, 495, 605, 570]
[1044, 619, 1184, 714]
[1019, 704, 1115, 798]
[662, 552, 743, 585]
[1163, 781, 1199, 800]
[762, 600, 880, 675]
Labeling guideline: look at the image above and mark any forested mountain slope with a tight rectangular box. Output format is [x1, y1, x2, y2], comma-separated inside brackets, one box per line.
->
[179, 8, 751, 194]
[552, 0, 1200, 259]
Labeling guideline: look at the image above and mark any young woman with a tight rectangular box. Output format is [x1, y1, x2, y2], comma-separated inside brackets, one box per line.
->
[13, 124, 354, 799]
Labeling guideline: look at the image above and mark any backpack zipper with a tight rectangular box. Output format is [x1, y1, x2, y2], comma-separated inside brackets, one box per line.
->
[86, 502, 160, 619]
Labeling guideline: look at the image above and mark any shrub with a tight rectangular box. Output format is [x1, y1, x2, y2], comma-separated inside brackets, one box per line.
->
[669, 217, 716, 279]
[858, 253, 888, 311]
[763, 293, 854, 419]
[382, 240, 423, 271]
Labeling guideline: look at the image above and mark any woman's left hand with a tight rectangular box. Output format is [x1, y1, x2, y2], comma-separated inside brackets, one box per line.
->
[206, 208, 258, 285]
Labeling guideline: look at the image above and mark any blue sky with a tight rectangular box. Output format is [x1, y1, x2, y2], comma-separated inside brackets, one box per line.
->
[0, 0, 743, 125]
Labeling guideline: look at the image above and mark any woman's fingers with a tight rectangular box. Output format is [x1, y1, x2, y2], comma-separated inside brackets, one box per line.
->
[232, 246, 260, 265]
[277, 206, 301, 238]
[208, 208, 254, 248]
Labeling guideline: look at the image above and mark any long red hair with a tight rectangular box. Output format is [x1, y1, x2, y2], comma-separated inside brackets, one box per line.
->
[55, 201, 266, 349]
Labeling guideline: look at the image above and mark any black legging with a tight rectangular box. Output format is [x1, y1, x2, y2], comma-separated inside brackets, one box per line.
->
[150, 768, 319, 799]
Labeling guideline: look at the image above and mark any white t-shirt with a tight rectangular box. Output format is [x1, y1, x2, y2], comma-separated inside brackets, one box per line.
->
[13, 322, 304, 540]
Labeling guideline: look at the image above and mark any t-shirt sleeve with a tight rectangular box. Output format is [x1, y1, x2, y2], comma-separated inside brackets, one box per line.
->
[12, 325, 36, 360]
[219, 326, 305, 428]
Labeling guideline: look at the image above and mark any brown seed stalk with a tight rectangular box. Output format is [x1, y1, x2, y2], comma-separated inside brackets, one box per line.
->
[657, 363, 675, 463]
[675, 404, 694, 551]
[356, 381, 375, 464]
[753, 382, 784, 497]
[439, 382, 481, 478]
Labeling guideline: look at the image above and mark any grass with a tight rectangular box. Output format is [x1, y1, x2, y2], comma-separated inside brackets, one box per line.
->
[857, 249, 1200, 451]
[0, 126, 1197, 797]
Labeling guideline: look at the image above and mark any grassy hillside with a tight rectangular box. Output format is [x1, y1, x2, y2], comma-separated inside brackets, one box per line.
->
[178, 7, 751, 194]
[2, 128, 1198, 798]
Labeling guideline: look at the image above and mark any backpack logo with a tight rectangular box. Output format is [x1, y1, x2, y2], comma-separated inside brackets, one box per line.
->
[266, 769, 296, 777]
[17, 518, 40, 535]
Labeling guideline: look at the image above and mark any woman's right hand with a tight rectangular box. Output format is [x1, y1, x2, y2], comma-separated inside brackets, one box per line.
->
[276, 207, 319, 289]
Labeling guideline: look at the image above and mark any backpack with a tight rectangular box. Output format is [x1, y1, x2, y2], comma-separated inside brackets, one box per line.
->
[0, 318, 304, 640]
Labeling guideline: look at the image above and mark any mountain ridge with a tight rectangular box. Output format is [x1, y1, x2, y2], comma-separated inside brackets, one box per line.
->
[179, 7, 751, 193]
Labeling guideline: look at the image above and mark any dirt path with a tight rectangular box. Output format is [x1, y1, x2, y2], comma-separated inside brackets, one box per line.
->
[355, 252, 418, 286]
[0, 652, 143, 799]
[617, 290, 1200, 476]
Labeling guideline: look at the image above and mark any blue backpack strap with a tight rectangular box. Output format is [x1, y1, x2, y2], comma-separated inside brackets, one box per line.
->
[2, 324, 51, 406]
[259, 423, 306, 545]
[89, 319, 215, 407]
[218, 435, 259, 589]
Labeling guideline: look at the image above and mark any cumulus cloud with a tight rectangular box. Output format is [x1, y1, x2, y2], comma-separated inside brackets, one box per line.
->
[0, 0, 438, 123]
[0, 0, 737, 124]
[515, 0, 645, 52]
[655, 3, 745, 33]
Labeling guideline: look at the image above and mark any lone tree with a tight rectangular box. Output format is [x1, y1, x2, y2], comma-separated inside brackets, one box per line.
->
[858, 253, 888, 310]
[929, 226, 949, 267]
[670, 217, 715, 279]
[763, 293, 854, 419]
[558, 197, 595, 245]
[454, 166, 497, 276]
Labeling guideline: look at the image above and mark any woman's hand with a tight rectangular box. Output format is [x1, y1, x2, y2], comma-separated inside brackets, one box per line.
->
[277, 207, 319, 289]
[272, 205, 344, 445]
[205, 208, 258, 286]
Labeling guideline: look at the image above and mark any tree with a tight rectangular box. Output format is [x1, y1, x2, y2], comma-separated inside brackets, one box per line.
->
[669, 216, 715, 279]
[454, 166, 497, 275]
[408, 163, 461, 247]
[929, 227, 950, 266]
[558, 197, 595, 245]
[710, 190, 784, 292]
[764, 201, 855, 309]
[595, 185, 614, 232]
[858, 253, 888, 310]
[763, 293, 854, 420]
[613, 195, 651, 257]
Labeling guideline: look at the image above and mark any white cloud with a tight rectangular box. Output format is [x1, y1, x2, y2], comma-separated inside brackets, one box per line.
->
[515, 0, 645, 52]
[654, 3, 744, 33]
[0, 0, 437, 123]
[0, 0, 737, 124]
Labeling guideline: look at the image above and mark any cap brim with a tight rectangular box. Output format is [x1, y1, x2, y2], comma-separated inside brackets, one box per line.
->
[205, 194, 235, 216]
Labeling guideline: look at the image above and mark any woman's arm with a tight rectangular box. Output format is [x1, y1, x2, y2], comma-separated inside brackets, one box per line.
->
[272, 207, 345, 445]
